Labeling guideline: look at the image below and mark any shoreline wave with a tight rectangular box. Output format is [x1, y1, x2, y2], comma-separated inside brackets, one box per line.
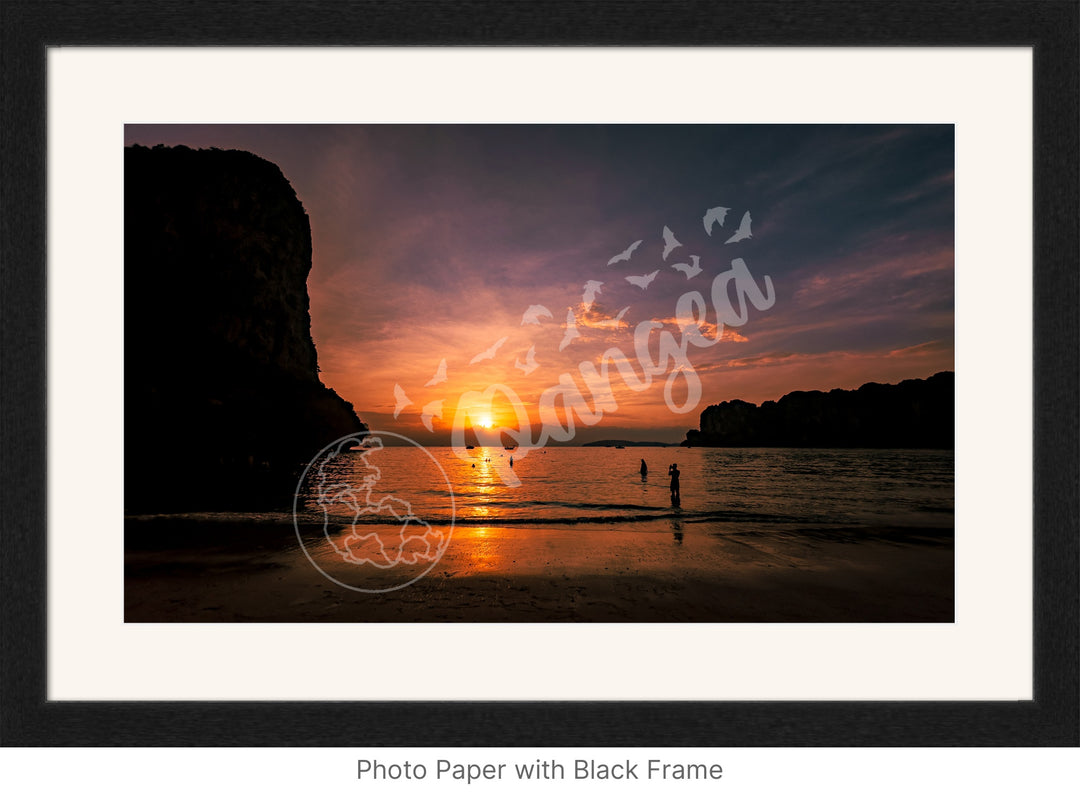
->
[129, 509, 841, 527]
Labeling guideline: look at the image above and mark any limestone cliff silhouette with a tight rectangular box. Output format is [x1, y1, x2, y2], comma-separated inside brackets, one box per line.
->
[125, 145, 365, 510]
[683, 372, 953, 448]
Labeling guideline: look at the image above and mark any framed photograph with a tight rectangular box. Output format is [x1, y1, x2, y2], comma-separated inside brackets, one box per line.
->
[2, 1, 1076, 746]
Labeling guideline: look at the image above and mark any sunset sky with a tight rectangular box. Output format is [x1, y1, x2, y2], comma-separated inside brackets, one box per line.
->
[124, 124, 954, 445]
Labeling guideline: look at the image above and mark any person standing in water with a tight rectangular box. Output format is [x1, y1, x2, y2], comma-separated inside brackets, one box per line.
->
[640, 459, 648, 481]
[668, 463, 681, 504]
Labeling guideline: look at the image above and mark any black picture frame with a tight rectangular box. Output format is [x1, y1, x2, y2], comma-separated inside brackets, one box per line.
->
[1, 0, 1076, 747]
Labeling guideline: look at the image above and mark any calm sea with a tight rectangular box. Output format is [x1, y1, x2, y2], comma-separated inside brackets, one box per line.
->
[294, 446, 954, 530]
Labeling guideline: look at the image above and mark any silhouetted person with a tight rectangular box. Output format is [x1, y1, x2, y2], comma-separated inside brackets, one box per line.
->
[640, 459, 648, 480]
[510, 456, 514, 468]
[668, 463, 681, 504]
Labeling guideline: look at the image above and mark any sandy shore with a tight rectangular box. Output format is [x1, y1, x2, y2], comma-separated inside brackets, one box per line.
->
[125, 516, 953, 623]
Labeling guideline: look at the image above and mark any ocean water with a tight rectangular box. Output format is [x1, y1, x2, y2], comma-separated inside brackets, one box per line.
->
[294, 445, 954, 530]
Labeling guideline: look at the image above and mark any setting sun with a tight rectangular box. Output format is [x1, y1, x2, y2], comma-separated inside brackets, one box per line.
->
[478, 416, 494, 429]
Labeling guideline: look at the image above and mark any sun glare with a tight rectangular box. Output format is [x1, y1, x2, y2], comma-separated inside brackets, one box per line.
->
[478, 416, 494, 429]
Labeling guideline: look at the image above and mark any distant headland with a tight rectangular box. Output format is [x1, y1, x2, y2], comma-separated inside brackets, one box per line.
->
[581, 440, 677, 448]
[683, 371, 953, 448]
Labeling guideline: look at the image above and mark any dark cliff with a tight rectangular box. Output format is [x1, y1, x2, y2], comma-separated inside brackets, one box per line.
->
[683, 372, 953, 448]
[125, 145, 365, 511]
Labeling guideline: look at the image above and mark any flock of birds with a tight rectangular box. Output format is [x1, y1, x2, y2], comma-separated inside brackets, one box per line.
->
[606, 206, 750, 289]
[392, 205, 753, 431]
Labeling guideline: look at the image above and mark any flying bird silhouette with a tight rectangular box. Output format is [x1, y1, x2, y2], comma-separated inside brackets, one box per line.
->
[724, 211, 753, 244]
[559, 308, 581, 351]
[420, 399, 444, 432]
[671, 255, 702, 279]
[703, 206, 730, 236]
[515, 345, 540, 376]
[582, 280, 603, 309]
[393, 384, 412, 419]
[424, 358, 448, 387]
[607, 239, 643, 265]
[661, 226, 682, 260]
[469, 336, 509, 364]
[521, 304, 554, 325]
[625, 270, 659, 290]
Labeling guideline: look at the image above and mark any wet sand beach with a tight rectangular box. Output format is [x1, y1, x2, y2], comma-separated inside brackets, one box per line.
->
[125, 517, 953, 623]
